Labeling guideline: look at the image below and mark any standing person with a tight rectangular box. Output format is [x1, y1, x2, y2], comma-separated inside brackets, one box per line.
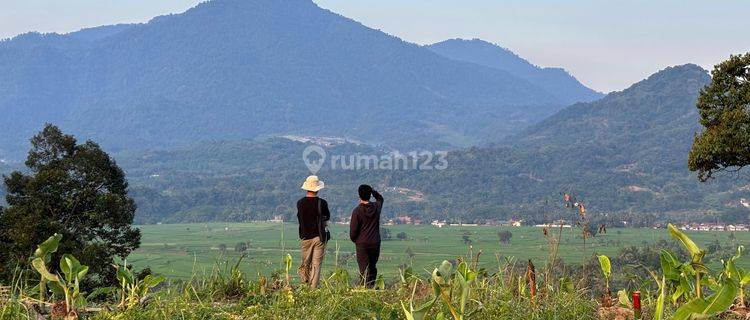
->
[349, 184, 383, 288]
[297, 175, 330, 289]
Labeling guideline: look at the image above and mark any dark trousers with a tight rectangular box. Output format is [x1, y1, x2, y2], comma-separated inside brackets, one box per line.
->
[355, 243, 380, 288]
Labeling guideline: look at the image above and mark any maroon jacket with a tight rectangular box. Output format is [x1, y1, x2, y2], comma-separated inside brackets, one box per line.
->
[349, 191, 383, 245]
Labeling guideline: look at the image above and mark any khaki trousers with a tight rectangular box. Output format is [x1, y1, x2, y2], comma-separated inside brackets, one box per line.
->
[299, 236, 326, 289]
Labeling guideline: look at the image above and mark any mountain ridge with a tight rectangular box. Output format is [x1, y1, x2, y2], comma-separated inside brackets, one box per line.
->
[427, 38, 603, 105]
[0, 0, 586, 160]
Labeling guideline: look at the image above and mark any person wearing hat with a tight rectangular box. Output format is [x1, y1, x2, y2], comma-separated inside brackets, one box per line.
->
[296, 175, 330, 289]
[349, 184, 384, 288]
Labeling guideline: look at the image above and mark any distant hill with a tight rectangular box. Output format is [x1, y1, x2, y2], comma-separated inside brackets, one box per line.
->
[112, 65, 750, 224]
[0, 0, 572, 160]
[427, 39, 603, 105]
[394, 64, 748, 221]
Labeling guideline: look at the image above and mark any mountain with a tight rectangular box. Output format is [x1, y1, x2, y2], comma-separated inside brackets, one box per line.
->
[427, 39, 603, 105]
[0, 0, 571, 160]
[113, 65, 750, 225]
[108, 65, 747, 224]
[393, 64, 746, 220]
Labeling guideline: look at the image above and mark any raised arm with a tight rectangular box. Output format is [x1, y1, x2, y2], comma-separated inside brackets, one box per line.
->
[372, 190, 384, 204]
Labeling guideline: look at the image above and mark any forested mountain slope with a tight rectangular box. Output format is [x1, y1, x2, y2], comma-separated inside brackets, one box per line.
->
[0, 0, 573, 160]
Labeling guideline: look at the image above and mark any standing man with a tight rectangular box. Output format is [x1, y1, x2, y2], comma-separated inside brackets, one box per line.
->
[349, 184, 383, 288]
[297, 175, 330, 289]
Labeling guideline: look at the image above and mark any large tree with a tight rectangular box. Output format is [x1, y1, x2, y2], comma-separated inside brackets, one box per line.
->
[0, 124, 140, 287]
[689, 53, 750, 181]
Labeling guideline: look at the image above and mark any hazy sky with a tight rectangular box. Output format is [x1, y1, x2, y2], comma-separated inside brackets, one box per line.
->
[1, 0, 748, 92]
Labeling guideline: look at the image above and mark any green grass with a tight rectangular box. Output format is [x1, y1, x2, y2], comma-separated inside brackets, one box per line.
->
[127, 223, 750, 280]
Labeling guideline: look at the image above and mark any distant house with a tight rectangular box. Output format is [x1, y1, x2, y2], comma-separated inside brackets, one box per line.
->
[681, 223, 748, 232]
[395, 215, 413, 224]
[535, 220, 572, 228]
[431, 220, 447, 228]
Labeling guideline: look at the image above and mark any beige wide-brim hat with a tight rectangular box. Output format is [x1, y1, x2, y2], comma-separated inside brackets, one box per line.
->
[301, 175, 325, 192]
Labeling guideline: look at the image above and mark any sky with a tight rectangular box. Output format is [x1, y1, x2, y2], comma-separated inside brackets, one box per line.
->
[1, 0, 748, 92]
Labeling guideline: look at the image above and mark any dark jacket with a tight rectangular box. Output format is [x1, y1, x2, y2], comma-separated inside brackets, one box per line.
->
[297, 196, 330, 240]
[349, 191, 383, 245]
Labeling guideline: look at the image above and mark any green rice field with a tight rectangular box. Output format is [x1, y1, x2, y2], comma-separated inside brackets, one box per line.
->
[126, 222, 750, 280]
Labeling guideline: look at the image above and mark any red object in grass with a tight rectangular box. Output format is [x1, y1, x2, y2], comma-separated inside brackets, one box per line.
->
[633, 291, 642, 319]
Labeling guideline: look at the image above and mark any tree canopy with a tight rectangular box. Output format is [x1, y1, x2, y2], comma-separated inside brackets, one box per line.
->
[689, 53, 750, 181]
[0, 124, 140, 286]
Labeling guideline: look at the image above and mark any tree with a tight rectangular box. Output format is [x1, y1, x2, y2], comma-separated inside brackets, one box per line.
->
[397, 232, 408, 241]
[382, 228, 392, 240]
[497, 230, 513, 244]
[234, 242, 248, 253]
[0, 124, 141, 287]
[689, 53, 750, 181]
[462, 233, 472, 245]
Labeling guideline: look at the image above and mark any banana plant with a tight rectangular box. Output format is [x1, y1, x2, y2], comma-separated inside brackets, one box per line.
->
[31, 253, 89, 317]
[598, 255, 612, 295]
[115, 261, 166, 309]
[667, 224, 708, 298]
[671, 278, 737, 320]
[430, 260, 480, 320]
[400, 279, 437, 320]
[654, 276, 666, 320]
[31, 233, 62, 303]
[399, 266, 420, 286]
[722, 245, 750, 307]
[659, 249, 697, 303]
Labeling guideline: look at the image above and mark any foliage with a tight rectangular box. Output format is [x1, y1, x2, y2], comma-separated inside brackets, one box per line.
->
[102, 65, 748, 225]
[0, 124, 140, 288]
[0, 0, 569, 160]
[597, 255, 611, 293]
[115, 261, 165, 309]
[31, 233, 62, 303]
[689, 53, 750, 181]
[497, 231, 513, 244]
[5, 226, 750, 319]
[31, 253, 89, 317]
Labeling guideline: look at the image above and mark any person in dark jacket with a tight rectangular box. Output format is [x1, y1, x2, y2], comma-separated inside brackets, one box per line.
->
[297, 175, 330, 289]
[349, 184, 383, 288]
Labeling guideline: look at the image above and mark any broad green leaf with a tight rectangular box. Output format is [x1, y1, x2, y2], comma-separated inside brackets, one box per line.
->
[401, 290, 437, 320]
[741, 271, 750, 286]
[116, 266, 134, 285]
[31, 258, 59, 283]
[668, 224, 705, 262]
[61, 255, 75, 282]
[617, 290, 631, 307]
[143, 275, 166, 288]
[432, 261, 453, 286]
[375, 275, 385, 290]
[672, 280, 737, 320]
[654, 277, 666, 320]
[598, 255, 611, 280]
[438, 260, 452, 278]
[77, 265, 89, 280]
[33, 233, 62, 260]
[47, 280, 65, 296]
[559, 277, 574, 293]
[659, 249, 680, 280]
